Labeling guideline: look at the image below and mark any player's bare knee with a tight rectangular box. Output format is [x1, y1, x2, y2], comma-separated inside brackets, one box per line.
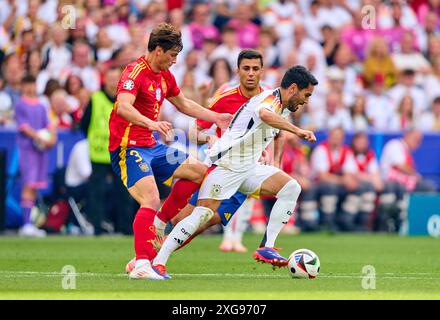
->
[139, 195, 161, 210]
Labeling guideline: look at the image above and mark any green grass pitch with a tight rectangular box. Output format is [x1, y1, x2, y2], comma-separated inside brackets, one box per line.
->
[0, 233, 439, 299]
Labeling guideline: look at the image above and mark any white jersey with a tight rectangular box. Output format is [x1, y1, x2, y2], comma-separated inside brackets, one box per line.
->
[207, 88, 289, 172]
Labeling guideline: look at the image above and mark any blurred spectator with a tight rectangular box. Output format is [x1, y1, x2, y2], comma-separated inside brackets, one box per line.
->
[0, 73, 13, 127]
[303, 0, 323, 43]
[381, 128, 437, 193]
[196, 36, 219, 76]
[210, 26, 241, 71]
[423, 53, 440, 105]
[310, 126, 360, 231]
[172, 49, 208, 87]
[202, 57, 233, 106]
[332, 44, 360, 106]
[380, 128, 438, 230]
[415, 0, 440, 28]
[363, 36, 398, 88]
[417, 96, 440, 131]
[364, 73, 394, 130]
[103, 5, 131, 47]
[391, 30, 431, 73]
[41, 23, 72, 78]
[226, 2, 260, 49]
[49, 89, 74, 129]
[66, 16, 91, 46]
[320, 24, 339, 66]
[350, 95, 371, 132]
[341, 10, 375, 61]
[64, 73, 91, 126]
[379, 0, 418, 31]
[315, 91, 353, 131]
[389, 95, 416, 131]
[282, 23, 326, 75]
[426, 35, 440, 65]
[15, 74, 57, 237]
[388, 68, 428, 116]
[416, 11, 440, 53]
[2, 53, 25, 107]
[26, 49, 50, 95]
[60, 41, 101, 93]
[315, 0, 353, 30]
[168, 8, 194, 65]
[213, 0, 259, 31]
[80, 66, 134, 235]
[256, 26, 281, 69]
[188, 2, 220, 50]
[94, 28, 116, 63]
[349, 132, 384, 231]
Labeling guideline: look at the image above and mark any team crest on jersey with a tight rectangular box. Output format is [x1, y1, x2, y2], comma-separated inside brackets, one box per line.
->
[123, 79, 134, 90]
[139, 162, 149, 172]
[155, 88, 161, 101]
[212, 184, 222, 197]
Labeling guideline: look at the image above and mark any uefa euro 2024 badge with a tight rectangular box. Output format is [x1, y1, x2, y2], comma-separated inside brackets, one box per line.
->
[123, 79, 134, 90]
[156, 88, 161, 101]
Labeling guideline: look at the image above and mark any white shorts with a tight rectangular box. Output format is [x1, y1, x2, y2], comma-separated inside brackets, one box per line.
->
[198, 164, 282, 200]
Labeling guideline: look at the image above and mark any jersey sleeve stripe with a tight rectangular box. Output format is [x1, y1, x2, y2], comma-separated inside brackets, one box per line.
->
[207, 88, 238, 109]
[129, 62, 146, 79]
[128, 64, 142, 78]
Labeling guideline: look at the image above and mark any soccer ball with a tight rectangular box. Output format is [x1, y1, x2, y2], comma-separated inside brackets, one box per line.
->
[288, 249, 320, 279]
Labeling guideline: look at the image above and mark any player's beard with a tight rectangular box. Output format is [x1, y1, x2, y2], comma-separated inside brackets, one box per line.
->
[287, 99, 302, 112]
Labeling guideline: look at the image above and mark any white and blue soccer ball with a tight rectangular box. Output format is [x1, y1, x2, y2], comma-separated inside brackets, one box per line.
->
[288, 249, 320, 279]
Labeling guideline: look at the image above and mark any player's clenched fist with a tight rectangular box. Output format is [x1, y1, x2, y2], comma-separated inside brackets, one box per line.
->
[298, 129, 316, 142]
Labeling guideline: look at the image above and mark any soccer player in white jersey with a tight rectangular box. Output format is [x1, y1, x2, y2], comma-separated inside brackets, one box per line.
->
[151, 66, 318, 278]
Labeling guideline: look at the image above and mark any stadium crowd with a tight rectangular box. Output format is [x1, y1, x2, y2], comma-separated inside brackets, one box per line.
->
[0, 0, 439, 237]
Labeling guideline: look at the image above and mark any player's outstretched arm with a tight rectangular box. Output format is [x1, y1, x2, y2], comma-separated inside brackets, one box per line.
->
[116, 93, 172, 136]
[168, 92, 233, 130]
[260, 108, 316, 142]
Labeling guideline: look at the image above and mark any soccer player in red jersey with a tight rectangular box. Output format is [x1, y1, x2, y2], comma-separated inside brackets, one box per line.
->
[109, 23, 232, 280]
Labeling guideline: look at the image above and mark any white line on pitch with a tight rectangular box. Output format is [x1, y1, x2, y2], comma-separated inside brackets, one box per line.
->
[0, 270, 440, 280]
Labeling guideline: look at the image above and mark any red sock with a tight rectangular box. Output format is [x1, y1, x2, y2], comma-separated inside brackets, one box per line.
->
[133, 207, 157, 261]
[157, 179, 200, 223]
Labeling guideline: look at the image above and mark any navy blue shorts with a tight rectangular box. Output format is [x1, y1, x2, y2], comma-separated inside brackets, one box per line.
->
[188, 189, 248, 226]
[110, 143, 188, 189]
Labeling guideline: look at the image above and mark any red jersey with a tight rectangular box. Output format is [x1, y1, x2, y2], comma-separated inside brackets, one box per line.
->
[108, 56, 181, 151]
[196, 85, 264, 137]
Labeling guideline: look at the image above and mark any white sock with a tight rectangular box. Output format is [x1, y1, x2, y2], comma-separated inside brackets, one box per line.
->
[263, 180, 301, 247]
[154, 215, 167, 237]
[154, 206, 214, 266]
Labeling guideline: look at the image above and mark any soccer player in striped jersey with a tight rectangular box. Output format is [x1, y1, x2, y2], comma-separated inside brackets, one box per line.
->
[152, 66, 318, 277]
[109, 23, 232, 280]
[183, 49, 270, 253]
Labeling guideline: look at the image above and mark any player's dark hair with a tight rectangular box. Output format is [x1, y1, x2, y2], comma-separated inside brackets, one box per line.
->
[433, 96, 440, 105]
[148, 23, 183, 53]
[237, 49, 263, 68]
[281, 65, 318, 90]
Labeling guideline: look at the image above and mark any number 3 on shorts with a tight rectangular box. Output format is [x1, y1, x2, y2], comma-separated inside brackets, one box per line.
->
[129, 150, 143, 163]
